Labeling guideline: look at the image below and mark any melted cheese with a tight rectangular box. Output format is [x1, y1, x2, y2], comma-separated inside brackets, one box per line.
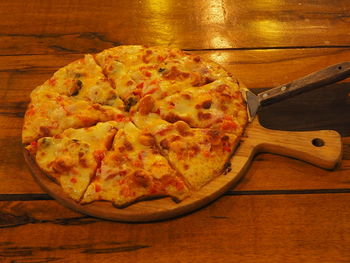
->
[152, 78, 247, 135]
[31, 54, 124, 108]
[95, 46, 235, 112]
[24, 45, 249, 206]
[165, 131, 238, 190]
[35, 122, 118, 201]
[82, 122, 189, 206]
[132, 113, 238, 190]
[22, 90, 126, 144]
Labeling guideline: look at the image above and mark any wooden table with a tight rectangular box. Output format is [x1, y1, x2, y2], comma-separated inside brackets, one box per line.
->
[1, 1, 350, 262]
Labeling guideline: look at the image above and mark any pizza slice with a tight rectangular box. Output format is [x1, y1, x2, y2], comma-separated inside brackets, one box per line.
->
[22, 90, 127, 144]
[133, 114, 239, 190]
[134, 77, 247, 136]
[82, 121, 189, 207]
[94, 45, 146, 104]
[95, 45, 231, 112]
[31, 54, 124, 108]
[27, 122, 119, 201]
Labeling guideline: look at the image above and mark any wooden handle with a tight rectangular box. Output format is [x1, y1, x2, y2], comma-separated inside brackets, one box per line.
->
[247, 120, 343, 170]
[258, 62, 350, 106]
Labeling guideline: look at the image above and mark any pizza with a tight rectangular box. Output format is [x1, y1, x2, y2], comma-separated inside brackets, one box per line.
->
[23, 45, 248, 207]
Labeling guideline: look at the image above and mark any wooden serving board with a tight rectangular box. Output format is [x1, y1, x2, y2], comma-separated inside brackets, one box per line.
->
[23, 118, 343, 222]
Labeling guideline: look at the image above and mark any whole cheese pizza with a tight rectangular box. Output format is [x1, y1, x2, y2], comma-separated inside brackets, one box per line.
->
[23, 45, 248, 207]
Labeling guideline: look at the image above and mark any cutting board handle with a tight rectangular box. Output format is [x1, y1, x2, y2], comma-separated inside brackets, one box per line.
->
[246, 119, 343, 170]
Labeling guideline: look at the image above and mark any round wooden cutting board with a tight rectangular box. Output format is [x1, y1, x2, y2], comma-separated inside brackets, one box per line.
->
[23, 118, 343, 222]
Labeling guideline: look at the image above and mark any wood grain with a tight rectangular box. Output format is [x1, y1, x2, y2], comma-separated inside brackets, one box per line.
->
[0, 48, 349, 196]
[1, 194, 350, 262]
[2, 48, 350, 99]
[23, 118, 343, 222]
[0, 0, 350, 55]
[0, 48, 350, 94]
[1, 0, 350, 261]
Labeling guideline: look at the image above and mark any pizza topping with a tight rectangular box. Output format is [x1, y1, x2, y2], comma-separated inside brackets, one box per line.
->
[143, 71, 152, 77]
[189, 144, 200, 157]
[48, 78, 56, 86]
[24, 45, 247, 207]
[126, 80, 134, 86]
[71, 80, 83, 96]
[115, 114, 127, 122]
[93, 150, 105, 167]
[164, 112, 182, 123]
[181, 93, 191, 100]
[95, 184, 102, 192]
[223, 146, 232, 153]
[124, 97, 137, 112]
[197, 112, 212, 120]
[142, 49, 153, 64]
[222, 120, 237, 131]
[105, 172, 119, 181]
[27, 141, 38, 155]
[117, 140, 131, 152]
[132, 170, 150, 188]
[138, 133, 156, 147]
[39, 126, 51, 137]
[160, 138, 170, 150]
[208, 129, 220, 140]
[25, 107, 35, 116]
[138, 95, 155, 115]
[156, 125, 173, 136]
[201, 100, 212, 109]
[193, 56, 201, 63]
[136, 82, 144, 90]
[163, 66, 190, 80]
[174, 121, 191, 136]
[221, 135, 230, 141]
[157, 55, 166, 62]
[142, 86, 158, 97]
[205, 77, 215, 85]
[160, 174, 186, 191]
[39, 137, 52, 148]
[51, 158, 73, 173]
[190, 74, 201, 87]
[31, 141, 38, 148]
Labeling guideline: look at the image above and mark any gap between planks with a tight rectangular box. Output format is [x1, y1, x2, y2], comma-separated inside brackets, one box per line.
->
[1, 45, 350, 57]
[2, 189, 350, 202]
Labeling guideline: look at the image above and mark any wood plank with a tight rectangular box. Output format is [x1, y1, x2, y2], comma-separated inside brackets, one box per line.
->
[0, 0, 350, 54]
[235, 150, 350, 192]
[1, 48, 350, 94]
[1, 48, 350, 134]
[22, 118, 344, 222]
[2, 136, 348, 195]
[0, 48, 350, 195]
[1, 194, 350, 262]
